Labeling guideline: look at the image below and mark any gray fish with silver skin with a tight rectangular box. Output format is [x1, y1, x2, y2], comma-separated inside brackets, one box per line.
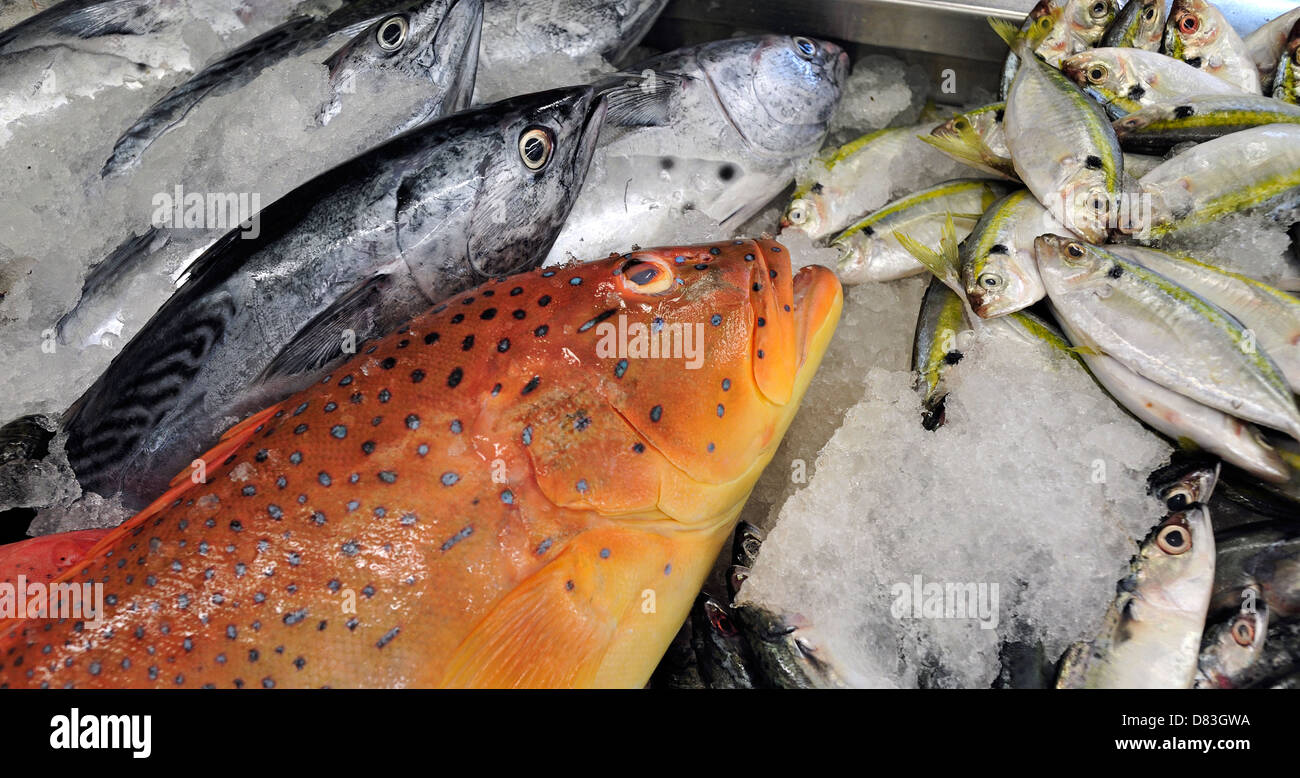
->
[59, 0, 483, 349]
[99, 0, 453, 178]
[1000, 0, 1116, 100]
[1101, 0, 1166, 49]
[1037, 236, 1300, 442]
[690, 594, 757, 689]
[1053, 304, 1290, 483]
[0, 0, 304, 145]
[544, 35, 848, 265]
[34, 87, 607, 512]
[732, 603, 849, 689]
[1105, 244, 1300, 393]
[1111, 93, 1300, 152]
[913, 278, 968, 431]
[1163, 0, 1260, 93]
[1210, 520, 1300, 619]
[1056, 505, 1216, 688]
[1195, 593, 1268, 689]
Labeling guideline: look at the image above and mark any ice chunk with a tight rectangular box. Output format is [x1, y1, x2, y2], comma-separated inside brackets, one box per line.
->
[740, 317, 1172, 688]
[826, 55, 928, 145]
[1156, 211, 1298, 285]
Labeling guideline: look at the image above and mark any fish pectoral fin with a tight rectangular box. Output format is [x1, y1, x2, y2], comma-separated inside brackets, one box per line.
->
[439, 530, 676, 689]
[45, 0, 166, 40]
[439, 544, 615, 689]
[255, 274, 396, 388]
[596, 70, 691, 128]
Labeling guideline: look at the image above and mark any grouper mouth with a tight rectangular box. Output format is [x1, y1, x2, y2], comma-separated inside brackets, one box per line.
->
[791, 263, 842, 379]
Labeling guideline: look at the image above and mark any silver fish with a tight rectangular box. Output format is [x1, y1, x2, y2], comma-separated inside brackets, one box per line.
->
[1062, 47, 1247, 120]
[1211, 520, 1300, 619]
[1106, 243, 1300, 392]
[833, 179, 1014, 284]
[37, 87, 607, 511]
[0, 0, 304, 145]
[1195, 593, 1269, 688]
[1051, 302, 1290, 483]
[100, 0, 453, 177]
[962, 189, 1070, 318]
[60, 0, 484, 348]
[998, 19, 1127, 243]
[1037, 235, 1300, 441]
[912, 277, 968, 430]
[1111, 93, 1300, 152]
[1125, 123, 1300, 241]
[544, 35, 848, 265]
[1101, 0, 1167, 49]
[1164, 0, 1261, 92]
[1245, 6, 1300, 89]
[1056, 506, 1216, 688]
[1000, 0, 1115, 99]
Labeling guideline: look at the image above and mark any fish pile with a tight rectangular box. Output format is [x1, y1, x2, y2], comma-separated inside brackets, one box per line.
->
[2, 0, 1299, 690]
[742, 0, 1300, 689]
[0, 0, 858, 688]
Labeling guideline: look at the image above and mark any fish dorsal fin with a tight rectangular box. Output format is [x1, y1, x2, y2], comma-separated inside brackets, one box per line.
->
[49, 401, 286, 586]
[254, 274, 397, 389]
[596, 70, 692, 128]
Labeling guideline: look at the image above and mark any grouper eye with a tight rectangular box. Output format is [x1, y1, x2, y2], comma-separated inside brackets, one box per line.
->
[376, 15, 408, 51]
[518, 126, 554, 171]
[793, 36, 818, 60]
[616, 257, 676, 296]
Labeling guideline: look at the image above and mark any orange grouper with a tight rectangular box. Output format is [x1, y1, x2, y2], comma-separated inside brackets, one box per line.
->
[0, 239, 841, 688]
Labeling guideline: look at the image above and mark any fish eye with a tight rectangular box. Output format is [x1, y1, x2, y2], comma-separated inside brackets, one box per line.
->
[376, 15, 408, 51]
[786, 201, 808, 225]
[953, 118, 968, 130]
[616, 257, 676, 296]
[978, 272, 1003, 289]
[1231, 615, 1256, 646]
[1142, 5, 1156, 22]
[793, 36, 818, 60]
[1087, 64, 1109, 83]
[1179, 14, 1199, 34]
[1156, 520, 1192, 555]
[1165, 486, 1192, 511]
[518, 126, 554, 171]
[1090, 1, 1111, 18]
[1066, 242, 1086, 258]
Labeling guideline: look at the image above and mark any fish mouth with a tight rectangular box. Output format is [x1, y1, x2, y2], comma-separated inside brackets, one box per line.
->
[791, 263, 842, 373]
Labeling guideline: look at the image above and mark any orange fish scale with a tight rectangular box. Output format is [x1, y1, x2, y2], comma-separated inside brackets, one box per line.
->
[0, 239, 799, 688]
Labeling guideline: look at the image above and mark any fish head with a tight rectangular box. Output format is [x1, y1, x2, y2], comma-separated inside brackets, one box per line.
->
[1154, 460, 1220, 511]
[1056, 173, 1117, 244]
[503, 239, 841, 529]
[925, 109, 1002, 173]
[325, 0, 485, 112]
[965, 243, 1045, 320]
[1033, 233, 1115, 293]
[399, 86, 608, 295]
[1135, 507, 1216, 614]
[780, 189, 826, 236]
[831, 225, 885, 285]
[698, 35, 848, 156]
[732, 603, 844, 688]
[1062, 49, 1139, 113]
[1197, 598, 1269, 688]
[693, 594, 745, 648]
[1165, 0, 1225, 62]
[1135, 0, 1167, 47]
[1042, 0, 1117, 62]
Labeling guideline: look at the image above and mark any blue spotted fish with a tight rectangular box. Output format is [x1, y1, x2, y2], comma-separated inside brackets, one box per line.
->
[0, 239, 842, 688]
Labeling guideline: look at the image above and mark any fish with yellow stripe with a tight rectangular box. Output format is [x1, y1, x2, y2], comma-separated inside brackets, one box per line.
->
[0, 239, 842, 689]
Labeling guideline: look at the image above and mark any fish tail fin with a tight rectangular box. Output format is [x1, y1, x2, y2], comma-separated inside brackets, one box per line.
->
[989, 14, 1054, 56]
[897, 213, 964, 292]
